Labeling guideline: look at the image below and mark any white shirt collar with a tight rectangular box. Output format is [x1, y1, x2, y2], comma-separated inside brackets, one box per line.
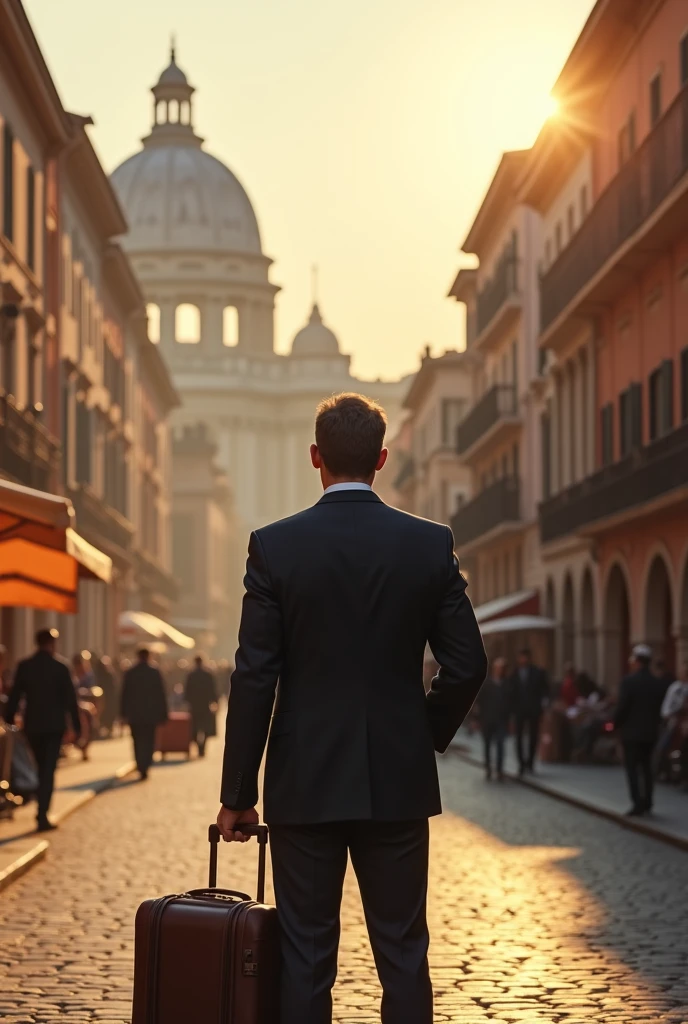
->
[323, 482, 373, 495]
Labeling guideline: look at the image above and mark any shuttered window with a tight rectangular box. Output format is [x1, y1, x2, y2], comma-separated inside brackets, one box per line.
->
[649, 360, 674, 440]
[26, 166, 35, 270]
[601, 404, 614, 465]
[619, 383, 642, 457]
[541, 413, 551, 499]
[681, 347, 688, 422]
[75, 401, 92, 485]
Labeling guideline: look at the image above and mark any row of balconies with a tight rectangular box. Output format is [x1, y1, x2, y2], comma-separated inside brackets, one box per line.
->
[452, 81, 688, 552]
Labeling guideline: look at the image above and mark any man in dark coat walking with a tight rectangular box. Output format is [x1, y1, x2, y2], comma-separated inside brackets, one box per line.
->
[216, 393, 487, 1024]
[120, 649, 168, 779]
[3, 628, 80, 832]
[509, 647, 549, 774]
[184, 654, 218, 757]
[477, 656, 511, 780]
[615, 643, 665, 815]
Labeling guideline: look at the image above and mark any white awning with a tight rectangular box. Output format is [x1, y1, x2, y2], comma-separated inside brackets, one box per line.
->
[480, 614, 557, 636]
[118, 610, 195, 650]
[473, 589, 539, 624]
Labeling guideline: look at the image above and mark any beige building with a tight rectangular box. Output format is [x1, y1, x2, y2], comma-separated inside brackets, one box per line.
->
[111, 48, 408, 645]
[393, 347, 472, 528]
[449, 153, 552, 665]
[171, 425, 237, 659]
[57, 116, 178, 656]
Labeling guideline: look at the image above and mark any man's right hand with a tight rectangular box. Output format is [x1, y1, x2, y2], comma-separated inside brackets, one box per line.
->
[217, 804, 259, 843]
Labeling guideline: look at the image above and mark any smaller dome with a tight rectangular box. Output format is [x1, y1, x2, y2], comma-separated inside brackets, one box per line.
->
[291, 304, 340, 357]
[157, 59, 189, 88]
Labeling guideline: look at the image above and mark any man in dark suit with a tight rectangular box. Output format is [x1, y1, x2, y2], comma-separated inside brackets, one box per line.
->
[3, 628, 80, 832]
[217, 393, 487, 1024]
[184, 654, 218, 757]
[508, 647, 549, 775]
[614, 643, 665, 816]
[120, 648, 168, 779]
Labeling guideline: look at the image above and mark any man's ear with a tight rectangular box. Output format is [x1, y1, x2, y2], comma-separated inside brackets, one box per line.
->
[376, 448, 389, 472]
[310, 444, 322, 470]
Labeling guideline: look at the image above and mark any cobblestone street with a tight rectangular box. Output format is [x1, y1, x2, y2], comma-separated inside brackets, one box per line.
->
[1, 741, 687, 1023]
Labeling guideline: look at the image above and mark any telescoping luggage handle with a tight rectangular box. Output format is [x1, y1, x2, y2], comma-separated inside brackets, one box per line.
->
[208, 823, 268, 903]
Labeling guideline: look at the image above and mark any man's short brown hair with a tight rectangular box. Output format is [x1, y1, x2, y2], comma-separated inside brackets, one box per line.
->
[315, 393, 387, 478]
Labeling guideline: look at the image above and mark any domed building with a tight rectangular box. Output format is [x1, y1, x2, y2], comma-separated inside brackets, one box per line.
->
[111, 48, 408, 648]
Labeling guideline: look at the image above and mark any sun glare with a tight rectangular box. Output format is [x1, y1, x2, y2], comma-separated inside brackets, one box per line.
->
[545, 94, 560, 121]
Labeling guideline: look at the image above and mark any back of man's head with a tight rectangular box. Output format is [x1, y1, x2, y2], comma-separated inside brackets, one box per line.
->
[36, 628, 58, 653]
[194, 654, 203, 668]
[138, 648, 150, 663]
[314, 393, 387, 481]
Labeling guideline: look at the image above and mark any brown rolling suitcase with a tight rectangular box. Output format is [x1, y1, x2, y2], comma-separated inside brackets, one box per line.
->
[132, 824, 280, 1023]
[155, 711, 192, 758]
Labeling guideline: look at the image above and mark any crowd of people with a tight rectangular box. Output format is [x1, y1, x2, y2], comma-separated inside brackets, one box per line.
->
[0, 629, 228, 831]
[475, 643, 688, 815]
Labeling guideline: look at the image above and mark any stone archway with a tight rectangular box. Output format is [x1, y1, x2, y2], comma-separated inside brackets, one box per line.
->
[604, 564, 630, 692]
[580, 567, 597, 680]
[562, 574, 575, 666]
[644, 555, 675, 675]
[545, 578, 556, 620]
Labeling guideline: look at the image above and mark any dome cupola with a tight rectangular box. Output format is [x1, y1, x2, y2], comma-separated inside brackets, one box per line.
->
[291, 303, 341, 357]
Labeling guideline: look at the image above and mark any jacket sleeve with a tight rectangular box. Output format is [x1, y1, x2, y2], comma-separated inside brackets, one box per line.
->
[62, 666, 82, 737]
[426, 528, 488, 753]
[3, 662, 26, 724]
[221, 531, 283, 810]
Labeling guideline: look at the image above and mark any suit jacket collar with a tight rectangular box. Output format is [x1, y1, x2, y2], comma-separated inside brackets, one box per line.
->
[317, 489, 384, 506]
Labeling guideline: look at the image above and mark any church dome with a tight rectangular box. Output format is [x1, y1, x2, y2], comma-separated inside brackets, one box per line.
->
[291, 304, 340, 357]
[110, 47, 262, 256]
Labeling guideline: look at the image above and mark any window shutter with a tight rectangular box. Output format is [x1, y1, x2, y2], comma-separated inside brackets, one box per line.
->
[681, 347, 688, 422]
[661, 359, 674, 434]
[630, 382, 643, 448]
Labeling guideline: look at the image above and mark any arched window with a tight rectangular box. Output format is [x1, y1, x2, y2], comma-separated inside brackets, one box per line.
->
[175, 303, 201, 344]
[146, 303, 161, 344]
[169, 99, 179, 123]
[180, 100, 190, 125]
[223, 305, 239, 347]
[156, 100, 166, 125]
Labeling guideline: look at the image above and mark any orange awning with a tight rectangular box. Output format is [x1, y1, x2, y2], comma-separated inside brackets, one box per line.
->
[0, 478, 112, 613]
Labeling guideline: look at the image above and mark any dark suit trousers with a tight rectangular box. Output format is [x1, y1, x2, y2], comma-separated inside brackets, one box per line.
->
[131, 724, 156, 775]
[26, 732, 63, 823]
[515, 711, 541, 769]
[269, 819, 432, 1024]
[623, 740, 655, 810]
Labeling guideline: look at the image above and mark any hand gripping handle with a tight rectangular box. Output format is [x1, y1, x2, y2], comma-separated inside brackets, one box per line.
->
[208, 823, 269, 903]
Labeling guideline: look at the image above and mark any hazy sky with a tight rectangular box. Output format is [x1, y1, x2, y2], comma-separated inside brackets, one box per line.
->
[26, 0, 593, 382]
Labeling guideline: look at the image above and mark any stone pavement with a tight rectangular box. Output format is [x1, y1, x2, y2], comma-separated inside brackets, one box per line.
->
[0, 740, 687, 1023]
[0, 735, 135, 891]
[452, 728, 688, 849]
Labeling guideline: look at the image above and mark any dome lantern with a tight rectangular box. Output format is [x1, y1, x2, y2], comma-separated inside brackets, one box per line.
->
[291, 302, 341, 357]
[147, 40, 201, 148]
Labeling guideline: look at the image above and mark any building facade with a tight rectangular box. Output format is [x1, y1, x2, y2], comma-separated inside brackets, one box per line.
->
[57, 116, 178, 656]
[392, 347, 473, 529]
[0, 0, 69, 658]
[448, 154, 553, 664]
[111, 49, 408, 644]
[527, 0, 688, 686]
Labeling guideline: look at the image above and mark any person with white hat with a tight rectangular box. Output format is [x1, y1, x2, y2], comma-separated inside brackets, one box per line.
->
[614, 643, 665, 816]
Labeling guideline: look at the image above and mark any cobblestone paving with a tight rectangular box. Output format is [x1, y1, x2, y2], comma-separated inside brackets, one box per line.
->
[0, 742, 687, 1023]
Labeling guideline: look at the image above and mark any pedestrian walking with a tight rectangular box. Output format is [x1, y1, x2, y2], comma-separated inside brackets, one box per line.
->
[653, 661, 688, 778]
[508, 647, 549, 775]
[2, 628, 81, 832]
[477, 656, 510, 780]
[71, 651, 96, 693]
[94, 654, 118, 737]
[184, 654, 218, 757]
[216, 393, 487, 1024]
[120, 649, 168, 780]
[614, 644, 665, 816]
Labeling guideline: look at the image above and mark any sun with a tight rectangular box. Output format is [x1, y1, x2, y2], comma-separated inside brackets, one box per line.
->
[544, 94, 560, 121]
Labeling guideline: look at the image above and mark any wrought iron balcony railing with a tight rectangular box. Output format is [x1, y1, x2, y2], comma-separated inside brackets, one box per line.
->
[451, 476, 521, 548]
[541, 82, 688, 334]
[457, 384, 518, 457]
[539, 421, 688, 543]
[0, 391, 60, 492]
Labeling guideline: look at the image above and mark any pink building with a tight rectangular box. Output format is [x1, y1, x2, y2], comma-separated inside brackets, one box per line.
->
[524, 0, 688, 685]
